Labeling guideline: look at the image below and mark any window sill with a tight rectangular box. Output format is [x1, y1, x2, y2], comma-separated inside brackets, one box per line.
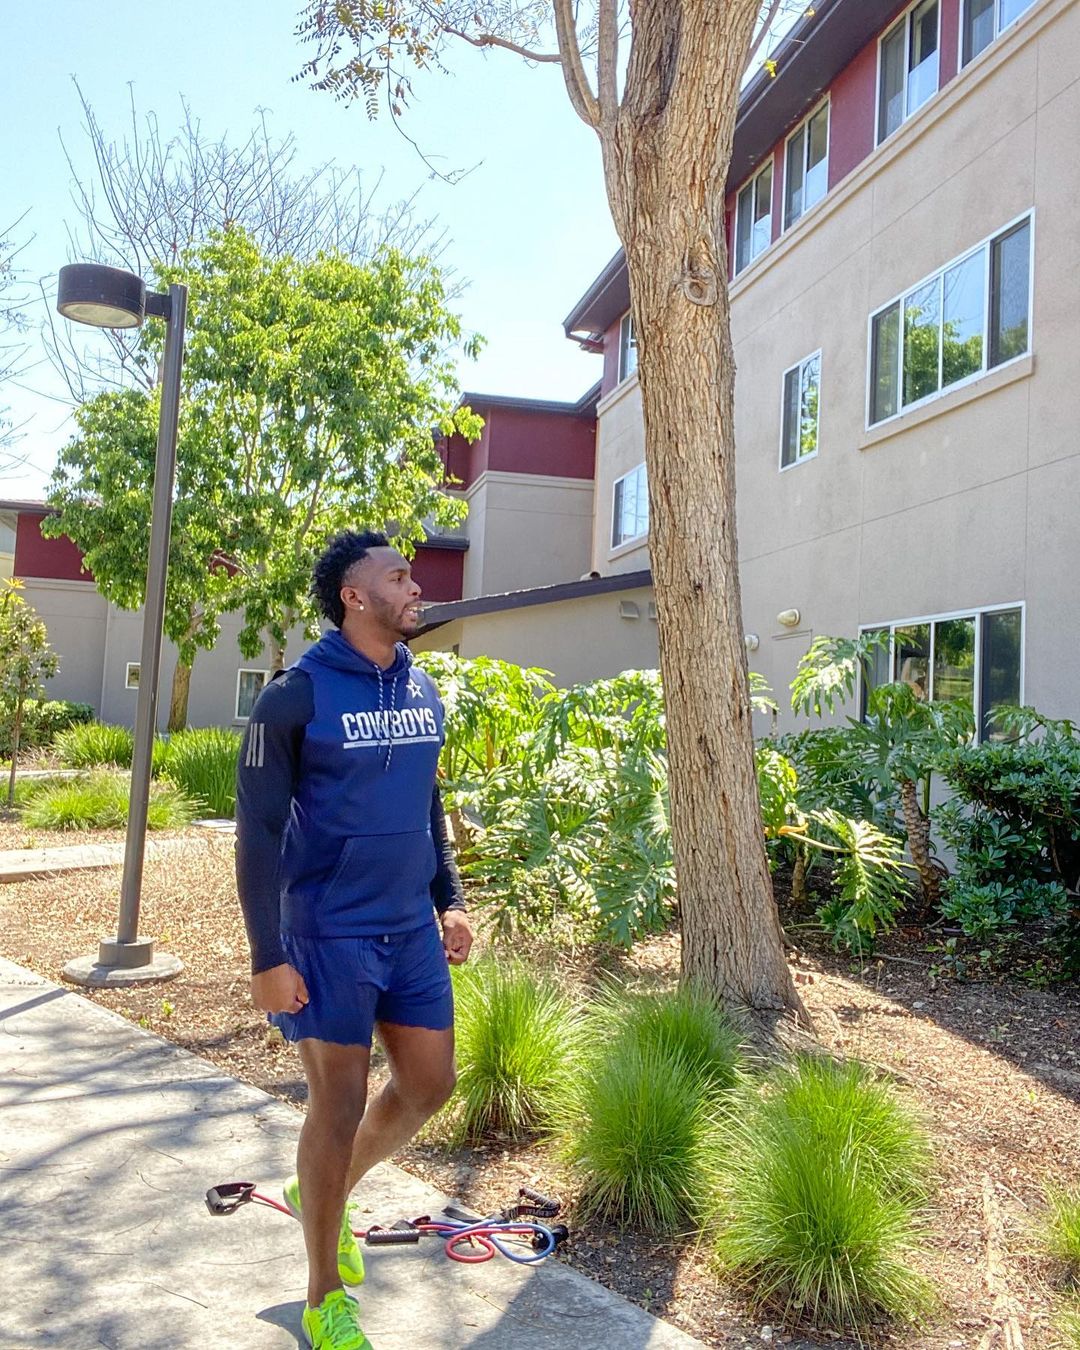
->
[859, 353, 1034, 451]
[597, 371, 640, 417]
[608, 535, 648, 563]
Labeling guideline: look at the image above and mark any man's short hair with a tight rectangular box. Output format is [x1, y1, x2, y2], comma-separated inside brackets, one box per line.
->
[311, 530, 390, 627]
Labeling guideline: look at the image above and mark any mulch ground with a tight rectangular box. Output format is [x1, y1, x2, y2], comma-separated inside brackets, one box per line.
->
[0, 831, 1077, 1349]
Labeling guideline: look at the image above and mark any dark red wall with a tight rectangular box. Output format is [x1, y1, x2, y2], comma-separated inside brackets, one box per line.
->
[443, 403, 596, 484]
[411, 546, 464, 602]
[939, 0, 961, 88]
[600, 318, 623, 398]
[441, 415, 491, 490]
[829, 37, 879, 187]
[14, 512, 92, 582]
[485, 406, 595, 480]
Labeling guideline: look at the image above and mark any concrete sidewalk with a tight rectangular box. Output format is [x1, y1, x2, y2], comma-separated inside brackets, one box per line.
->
[0, 833, 217, 884]
[0, 956, 705, 1350]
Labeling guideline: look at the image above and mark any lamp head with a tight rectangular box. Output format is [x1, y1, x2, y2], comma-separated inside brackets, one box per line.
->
[57, 263, 146, 329]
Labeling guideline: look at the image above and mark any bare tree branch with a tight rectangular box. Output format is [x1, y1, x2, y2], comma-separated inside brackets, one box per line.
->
[745, 0, 785, 71]
[445, 27, 561, 62]
[597, 0, 619, 128]
[552, 0, 601, 127]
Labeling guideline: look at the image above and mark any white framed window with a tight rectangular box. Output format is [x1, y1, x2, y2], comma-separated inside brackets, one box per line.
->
[867, 212, 1032, 427]
[125, 662, 140, 691]
[735, 160, 774, 274]
[878, 0, 940, 144]
[784, 100, 829, 230]
[860, 604, 1023, 741]
[611, 462, 648, 549]
[962, 0, 1037, 66]
[780, 351, 821, 469]
[618, 312, 638, 384]
[235, 669, 270, 721]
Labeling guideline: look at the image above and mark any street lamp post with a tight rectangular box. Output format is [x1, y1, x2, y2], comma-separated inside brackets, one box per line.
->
[57, 263, 187, 988]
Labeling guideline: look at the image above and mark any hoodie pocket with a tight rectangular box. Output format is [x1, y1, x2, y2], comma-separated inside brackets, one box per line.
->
[322, 830, 437, 918]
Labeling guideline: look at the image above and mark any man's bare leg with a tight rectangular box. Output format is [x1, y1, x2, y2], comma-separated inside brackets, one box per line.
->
[297, 1039, 370, 1306]
[345, 1024, 455, 1191]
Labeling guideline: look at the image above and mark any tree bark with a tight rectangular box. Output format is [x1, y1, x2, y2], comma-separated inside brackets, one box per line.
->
[167, 658, 193, 734]
[899, 776, 940, 910]
[6, 695, 23, 808]
[594, 0, 811, 1040]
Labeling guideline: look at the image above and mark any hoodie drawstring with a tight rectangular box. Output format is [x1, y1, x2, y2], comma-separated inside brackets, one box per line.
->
[375, 667, 403, 773]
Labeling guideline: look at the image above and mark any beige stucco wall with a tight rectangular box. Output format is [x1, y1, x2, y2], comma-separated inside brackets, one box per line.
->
[18, 577, 310, 730]
[591, 0, 1080, 729]
[591, 375, 650, 576]
[412, 587, 659, 687]
[18, 579, 109, 712]
[462, 471, 595, 598]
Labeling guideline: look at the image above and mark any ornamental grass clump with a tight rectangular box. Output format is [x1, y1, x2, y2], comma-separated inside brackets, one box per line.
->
[439, 957, 582, 1147]
[559, 985, 741, 1233]
[54, 722, 135, 769]
[21, 771, 197, 831]
[714, 1056, 935, 1331]
[1045, 1186, 1080, 1283]
[162, 727, 243, 818]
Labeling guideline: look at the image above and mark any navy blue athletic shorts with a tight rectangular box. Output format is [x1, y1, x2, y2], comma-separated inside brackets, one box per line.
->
[269, 920, 454, 1047]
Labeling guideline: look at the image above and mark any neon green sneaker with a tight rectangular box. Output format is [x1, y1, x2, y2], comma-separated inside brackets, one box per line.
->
[301, 1290, 372, 1349]
[284, 1175, 366, 1286]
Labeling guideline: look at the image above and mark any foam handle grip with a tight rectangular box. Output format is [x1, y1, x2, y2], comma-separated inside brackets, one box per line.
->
[365, 1227, 421, 1245]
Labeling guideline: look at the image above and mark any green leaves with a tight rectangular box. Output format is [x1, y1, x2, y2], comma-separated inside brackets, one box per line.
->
[416, 653, 674, 947]
[46, 226, 480, 680]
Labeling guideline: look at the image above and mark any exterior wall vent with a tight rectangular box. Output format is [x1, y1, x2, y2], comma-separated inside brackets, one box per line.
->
[619, 600, 640, 620]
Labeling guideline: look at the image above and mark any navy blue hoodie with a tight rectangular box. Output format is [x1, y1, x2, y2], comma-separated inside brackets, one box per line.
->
[235, 630, 464, 974]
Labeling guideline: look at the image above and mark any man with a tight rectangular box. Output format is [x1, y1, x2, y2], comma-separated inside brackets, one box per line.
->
[236, 529, 472, 1350]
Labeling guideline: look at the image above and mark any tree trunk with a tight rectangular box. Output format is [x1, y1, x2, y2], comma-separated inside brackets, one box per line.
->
[7, 695, 23, 808]
[270, 636, 287, 674]
[899, 776, 940, 910]
[791, 847, 809, 907]
[595, 1, 811, 1041]
[167, 658, 193, 733]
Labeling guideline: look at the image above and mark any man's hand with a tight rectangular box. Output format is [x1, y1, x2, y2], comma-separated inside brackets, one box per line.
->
[440, 910, 473, 966]
[251, 963, 309, 1014]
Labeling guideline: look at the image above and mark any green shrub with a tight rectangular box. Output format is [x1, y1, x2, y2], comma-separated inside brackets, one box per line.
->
[591, 984, 742, 1105]
[936, 724, 1080, 968]
[558, 987, 739, 1233]
[53, 722, 173, 775]
[1045, 1186, 1080, 1283]
[7, 774, 78, 808]
[714, 1057, 934, 1331]
[55, 722, 134, 768]
[0, 699, 95, 757]
[438, 958, 581, 1147]
[162, 727, 242, 818]
[560, 1036, 721, 1233]
[21, 771, 197, 831]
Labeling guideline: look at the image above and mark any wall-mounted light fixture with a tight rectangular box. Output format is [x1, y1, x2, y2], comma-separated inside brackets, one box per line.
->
[776, 609, 801, 628]
[744, 633, 760, 652]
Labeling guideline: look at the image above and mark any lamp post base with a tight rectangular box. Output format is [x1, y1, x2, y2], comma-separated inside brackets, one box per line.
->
[62, 937, 183, 988]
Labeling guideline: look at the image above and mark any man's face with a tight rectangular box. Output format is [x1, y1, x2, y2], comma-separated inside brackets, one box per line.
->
[344, 548, 423, 638]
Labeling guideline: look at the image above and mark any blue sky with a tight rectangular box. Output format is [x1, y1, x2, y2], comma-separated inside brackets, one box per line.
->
[1, 3, 794, 498]
[1, 1, 622, 496]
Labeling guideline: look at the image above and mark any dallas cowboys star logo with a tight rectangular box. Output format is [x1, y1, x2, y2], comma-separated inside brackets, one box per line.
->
[406, 678, 424, 700]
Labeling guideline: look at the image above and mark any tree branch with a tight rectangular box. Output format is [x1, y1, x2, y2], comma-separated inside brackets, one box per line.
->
[597, 0, 619, 127]
[745, 0, 785, 72]
[552, 0, 600, 128]
[445, 27, 561, 63]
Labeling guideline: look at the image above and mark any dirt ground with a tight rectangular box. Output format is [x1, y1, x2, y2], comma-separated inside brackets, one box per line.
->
[0, 832, 1077, 1349]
